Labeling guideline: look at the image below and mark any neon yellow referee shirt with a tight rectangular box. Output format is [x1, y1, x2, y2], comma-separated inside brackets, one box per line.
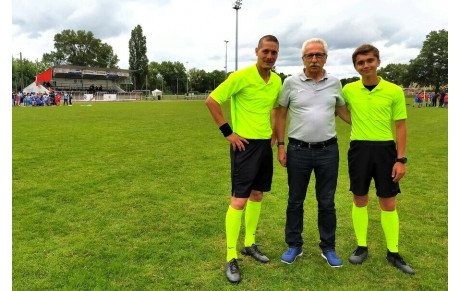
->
[210, 64, 282, 139]
[343, 77, 407, 141]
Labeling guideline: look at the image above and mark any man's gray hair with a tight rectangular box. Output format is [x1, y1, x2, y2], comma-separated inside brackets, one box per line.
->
[301, 38, 328, 55]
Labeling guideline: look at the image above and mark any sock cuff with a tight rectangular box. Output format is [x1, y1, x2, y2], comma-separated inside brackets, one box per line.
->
[381, 209, 399, 222]
[381, 209, 398, 215]
[246, 200, 262, 209]
[353, 203, 368, 211]
[228, 205, 244, 215]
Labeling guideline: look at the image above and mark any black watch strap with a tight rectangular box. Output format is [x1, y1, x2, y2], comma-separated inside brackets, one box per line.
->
[396, 157, 407, 164]
[277, 141, 285, 147]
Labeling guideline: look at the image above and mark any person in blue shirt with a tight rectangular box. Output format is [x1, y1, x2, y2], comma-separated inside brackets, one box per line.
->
[35, 96, 43, 106]
[43, 94, 49, 106]
[19, 92, 24, 106]
[25, 94, 32, 106]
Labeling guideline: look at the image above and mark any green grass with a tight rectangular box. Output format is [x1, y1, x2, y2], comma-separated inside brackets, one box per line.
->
[12, 100, 448, 290]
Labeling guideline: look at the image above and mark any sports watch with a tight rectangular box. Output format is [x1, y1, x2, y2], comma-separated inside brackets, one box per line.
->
[395, 157, 407, 164]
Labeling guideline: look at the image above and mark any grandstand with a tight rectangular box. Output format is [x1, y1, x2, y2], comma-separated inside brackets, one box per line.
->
[35, 65, 142, 101]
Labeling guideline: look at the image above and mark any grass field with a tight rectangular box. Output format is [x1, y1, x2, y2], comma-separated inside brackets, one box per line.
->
[12, 100, 448, 290]
[144, 94, 207, 101]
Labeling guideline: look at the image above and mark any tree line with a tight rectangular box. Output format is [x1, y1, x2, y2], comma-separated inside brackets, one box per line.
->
[12, 27, 447, 94]
[341, 30, 448, 93]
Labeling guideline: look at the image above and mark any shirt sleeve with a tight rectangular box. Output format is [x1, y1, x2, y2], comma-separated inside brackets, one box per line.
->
[392, 87, 407, 121]
[209, 72, 241, 104]
[277, 77, 291, 107]
[335, 80, 345, 106]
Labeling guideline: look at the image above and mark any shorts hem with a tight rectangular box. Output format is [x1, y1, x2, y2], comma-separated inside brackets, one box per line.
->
[350, 190, 401, 198]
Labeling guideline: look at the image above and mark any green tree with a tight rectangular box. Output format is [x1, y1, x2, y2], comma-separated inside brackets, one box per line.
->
[12, 57, 49, 91]
[206, 70, 227, 91]
[157, 61, 186, 94]
[340, 76, 360, 87]
[129, 25, 149, 90]
[12, 57, 21, 91]
[407, 29, 448, 93]
[377, 63, 409, 86]
[42, 29, 119, 68]
[272, 66, 290, 83]
[188, 68, 207, 92]
[147, 61, 162, 91]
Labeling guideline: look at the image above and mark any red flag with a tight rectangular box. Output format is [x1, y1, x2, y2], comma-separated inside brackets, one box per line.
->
[35, 68, 53, 86]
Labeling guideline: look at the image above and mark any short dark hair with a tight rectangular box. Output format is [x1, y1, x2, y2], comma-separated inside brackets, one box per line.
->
[352, 44, 380, 65]
[258, 35, 279, 48]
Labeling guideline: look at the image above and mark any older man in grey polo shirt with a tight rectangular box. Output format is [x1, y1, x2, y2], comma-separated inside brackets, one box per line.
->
[275, 38, 350, 267]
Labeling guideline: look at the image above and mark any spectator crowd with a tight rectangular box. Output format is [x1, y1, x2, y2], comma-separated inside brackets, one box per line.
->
[12, 90, 72, 107]
[412, 91, 448, 108]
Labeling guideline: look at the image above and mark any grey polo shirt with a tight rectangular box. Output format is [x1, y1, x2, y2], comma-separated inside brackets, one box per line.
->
[278, 69, 345, 142]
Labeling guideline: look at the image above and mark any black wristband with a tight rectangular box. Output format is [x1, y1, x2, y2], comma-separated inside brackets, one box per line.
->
[277, 141, 285, 147]
[219, 123, 233, 137]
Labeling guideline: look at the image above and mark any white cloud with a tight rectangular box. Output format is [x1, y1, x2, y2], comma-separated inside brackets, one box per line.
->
[11, 0, 449, 79]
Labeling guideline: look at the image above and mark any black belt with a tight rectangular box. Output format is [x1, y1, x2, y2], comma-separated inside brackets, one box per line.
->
[288, 137, 337, 149]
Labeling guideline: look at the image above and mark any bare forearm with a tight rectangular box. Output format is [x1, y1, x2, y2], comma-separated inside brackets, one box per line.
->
[270, 108, 277, 133]
[275, 106, 288, 142]
[336, 105, 351, 124]
[205, 96, 226, 126]
[395, 119, 407, 158]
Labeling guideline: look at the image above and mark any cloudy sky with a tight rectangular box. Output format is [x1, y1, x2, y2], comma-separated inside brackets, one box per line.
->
[12, 0, 449, 80]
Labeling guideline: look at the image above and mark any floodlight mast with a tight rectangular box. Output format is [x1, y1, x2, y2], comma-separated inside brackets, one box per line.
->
[20, 52, 24, 91]
[186, 61, 189, 94]
[224, 40, 229, 75]
[232, 0, 242, 71]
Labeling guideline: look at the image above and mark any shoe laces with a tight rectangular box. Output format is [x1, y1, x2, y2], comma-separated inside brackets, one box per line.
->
[286, 247, 299, 255]
[229, 258, 242, 273]
[326, 251, 339, 259]
[389, 252, 407, 265]
[354, 246, 368, 256]
[253, 244, 263, 255]
[251, 244, 264, 255]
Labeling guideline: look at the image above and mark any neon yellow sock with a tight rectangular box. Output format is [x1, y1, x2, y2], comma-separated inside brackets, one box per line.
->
[244, 200, 262, 247]
[352, 203, 368, 247]
[226, 205, 243, 261]
[381, 209, 399, 253]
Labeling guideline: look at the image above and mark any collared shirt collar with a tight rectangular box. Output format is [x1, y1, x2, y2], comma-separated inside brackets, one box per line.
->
[252, 63, 275, 84]
[298, 69, 329, 82]
[359, 76, 384, 90]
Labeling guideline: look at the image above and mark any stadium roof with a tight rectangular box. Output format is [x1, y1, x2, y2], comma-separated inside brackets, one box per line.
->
[36, 65, 133, 85]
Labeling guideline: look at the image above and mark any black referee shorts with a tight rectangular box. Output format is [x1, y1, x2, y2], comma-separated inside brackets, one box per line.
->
[348, 140, 401, 198]
[230, 139, 273, 198]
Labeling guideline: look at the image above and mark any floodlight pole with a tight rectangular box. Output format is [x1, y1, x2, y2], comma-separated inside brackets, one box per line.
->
[232, 0, 242, 71]
[186, 61, 189, 94]
[20, 52, 24, 91]
[224, 40, 229, 75]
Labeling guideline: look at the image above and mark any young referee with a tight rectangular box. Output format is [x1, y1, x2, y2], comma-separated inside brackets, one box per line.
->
[342, 44, 414, 275]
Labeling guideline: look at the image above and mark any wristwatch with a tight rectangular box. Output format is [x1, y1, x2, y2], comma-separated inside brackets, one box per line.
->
[277, 141, 285, 147]
[395, 157, 407, 164]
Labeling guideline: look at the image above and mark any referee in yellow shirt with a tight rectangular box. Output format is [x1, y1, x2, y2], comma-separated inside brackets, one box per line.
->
[205, 35, 282, 284]
[343, 44, 414, 275]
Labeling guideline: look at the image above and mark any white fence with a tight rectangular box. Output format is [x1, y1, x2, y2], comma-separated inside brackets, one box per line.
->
[70, 91, 142, 102]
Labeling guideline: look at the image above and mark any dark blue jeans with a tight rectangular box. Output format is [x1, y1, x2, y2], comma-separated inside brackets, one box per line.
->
[285, 142, 339, 252]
